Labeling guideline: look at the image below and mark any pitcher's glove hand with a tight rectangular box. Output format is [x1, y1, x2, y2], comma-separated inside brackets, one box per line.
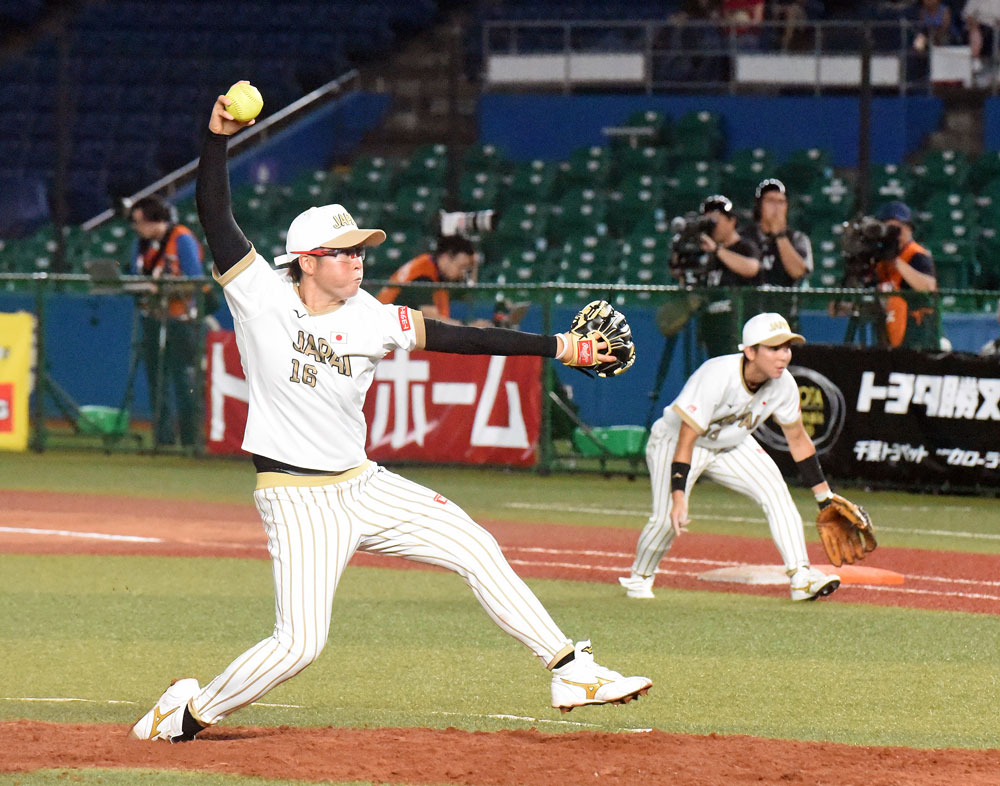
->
[816, 494, 877, 567]
[559, 300, 636, 377]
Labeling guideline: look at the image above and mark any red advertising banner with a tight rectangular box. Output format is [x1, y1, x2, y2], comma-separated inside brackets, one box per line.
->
[204, 330, 250, 456]
[204, 330, 542, 466]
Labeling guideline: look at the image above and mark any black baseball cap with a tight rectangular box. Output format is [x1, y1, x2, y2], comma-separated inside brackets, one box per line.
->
[700, 194, 733, 215]
[755, 178, 786, 200]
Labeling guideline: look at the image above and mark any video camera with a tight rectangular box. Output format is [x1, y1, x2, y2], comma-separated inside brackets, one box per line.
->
[669, 212, 717, 285]
[437, 209, 498, 238]
[840, 215, 901, 287]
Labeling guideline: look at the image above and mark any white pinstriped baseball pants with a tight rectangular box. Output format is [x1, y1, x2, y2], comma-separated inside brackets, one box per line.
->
[191, 463, 571, 725]
[630, 419, 810, 579]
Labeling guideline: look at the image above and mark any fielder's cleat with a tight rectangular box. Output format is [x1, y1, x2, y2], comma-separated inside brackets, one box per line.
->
[789, 566, 841, 602]
[618, 573, 655, 599]
[128, 678, 201, 742]
[551, 640, 652, 713]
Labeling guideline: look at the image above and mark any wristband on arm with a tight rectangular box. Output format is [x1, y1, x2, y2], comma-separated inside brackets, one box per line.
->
[670, 462, 691, 494]
[795, 454, 833, 507]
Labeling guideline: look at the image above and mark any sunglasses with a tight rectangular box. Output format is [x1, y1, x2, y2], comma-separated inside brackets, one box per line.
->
[297, 247, 366, 260]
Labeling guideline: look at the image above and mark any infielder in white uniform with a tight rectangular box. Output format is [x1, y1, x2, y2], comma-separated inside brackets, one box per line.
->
[129, 88, 651, 742]
[619, 312, 842, 602]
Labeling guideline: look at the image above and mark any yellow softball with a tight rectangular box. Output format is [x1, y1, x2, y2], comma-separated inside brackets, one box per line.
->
[225, 82, 263, 122]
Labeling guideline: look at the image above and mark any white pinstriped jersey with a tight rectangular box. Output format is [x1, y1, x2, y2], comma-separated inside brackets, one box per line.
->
[215, 249, 423, 470]
[662, 353, 801, 450]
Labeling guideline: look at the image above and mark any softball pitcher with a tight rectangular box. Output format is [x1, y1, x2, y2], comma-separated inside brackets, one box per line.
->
[619, 312, 842, 602]
[129, 89, 650, 742]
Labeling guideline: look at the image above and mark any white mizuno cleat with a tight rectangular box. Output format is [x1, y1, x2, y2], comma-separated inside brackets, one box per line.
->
[618, 573, 655, 599]
[789, 566, 841, 601]
[551, 640, 652, 713]
[128, 678, 201, 741]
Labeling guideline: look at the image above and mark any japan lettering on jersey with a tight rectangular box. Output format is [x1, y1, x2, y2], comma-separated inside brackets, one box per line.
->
[663, 353, 800, 450]
[214, 248, 421, 470]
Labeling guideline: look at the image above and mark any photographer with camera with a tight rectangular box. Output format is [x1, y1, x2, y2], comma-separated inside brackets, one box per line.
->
[745, 179, 812, 328]
[376, 234, 492, 327]
[670, 194, 761, 357]
[873, 201, 939, 350]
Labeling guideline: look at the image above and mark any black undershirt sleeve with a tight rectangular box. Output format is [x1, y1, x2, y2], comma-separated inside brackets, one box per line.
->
[196, 131, 252, 275]
[423, 318, 558, 358]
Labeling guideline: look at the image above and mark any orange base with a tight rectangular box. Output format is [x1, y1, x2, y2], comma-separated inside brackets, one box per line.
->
[814, 564, 905, 586]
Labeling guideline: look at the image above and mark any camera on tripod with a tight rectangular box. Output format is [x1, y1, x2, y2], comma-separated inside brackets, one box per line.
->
[840, 215, 901, 287]
[437, 209, 498, 238]
[669, 212, 717, 284]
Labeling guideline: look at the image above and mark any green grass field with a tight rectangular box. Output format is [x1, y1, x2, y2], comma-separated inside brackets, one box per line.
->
[1, 450, 999, 785]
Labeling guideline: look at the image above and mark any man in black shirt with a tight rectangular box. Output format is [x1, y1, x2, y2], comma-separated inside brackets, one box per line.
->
[691, 194, 761, 357]
[745, 178, 812, 329]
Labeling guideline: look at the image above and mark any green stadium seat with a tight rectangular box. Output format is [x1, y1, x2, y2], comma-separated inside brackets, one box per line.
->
[868, 163, 913, 205]
[504, 160, 559, 205]
[720, 148, 775, 199]
[559, 146, 613, 191]
[462, 143, 510, 175]
[969, 150, 1000, 190]
[667, 160, 720, 206]
[392, 184, 445, 231]
[671, 110, 724, 161]
[612, 145, 670, 180]
[458, 170, 502, 212]
[547, 197, 609, 245]
[909, 149, 970, 201]
[797, 177, 853, 230]
[776, 148, 832, 192]
[397, 144, 448, 187]
[607, 174, 666, 236]
[613, 109, 672, 148]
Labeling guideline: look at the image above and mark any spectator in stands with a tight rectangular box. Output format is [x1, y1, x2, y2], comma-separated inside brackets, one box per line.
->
[129, 195, 204, 450]
[913, 0, 956, 51]
[679, 194, 761, 357]
[963, 0, 1000, 69]
[745, 178, 812, 329]
[874, 201, 940, 351]
[722, 0, 765, 49]
[376, 235, 491, 326]
[659, 0, 725, 84]
[768, 0, 816, 51]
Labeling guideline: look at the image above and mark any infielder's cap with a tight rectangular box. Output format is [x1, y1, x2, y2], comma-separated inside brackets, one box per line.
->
[876, 200, 913, 225]
[738, 312, 805, 350]
[273, 204, 386, 267]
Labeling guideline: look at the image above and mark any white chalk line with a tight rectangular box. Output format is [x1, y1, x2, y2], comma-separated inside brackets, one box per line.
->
[504, 503, 999, 540]
[509, 546, 1000, 588]
[432, 710, 651, 733]
[0, 697, 300, 709]
[504, 549, 1000, 603]
[0, 526, 163, 544]
[3, 526, 997, 601]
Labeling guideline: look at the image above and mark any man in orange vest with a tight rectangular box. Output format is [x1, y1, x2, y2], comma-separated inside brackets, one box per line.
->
[129, 195, 205, 449]
[376, 235, 490, 326]
[873, 201, 940, 351]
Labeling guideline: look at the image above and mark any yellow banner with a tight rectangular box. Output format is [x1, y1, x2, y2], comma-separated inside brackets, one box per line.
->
[0, 312, 36, 451]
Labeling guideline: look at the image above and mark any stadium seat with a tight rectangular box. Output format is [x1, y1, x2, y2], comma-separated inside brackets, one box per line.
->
[504, 159, 559, 205]
[720, 148, 775, 199]
[607, 174, 666, 236]
[868, 163, 913, 205]
[909, 149, 970, 201]
[776, 148, 832, 192]
[671, 110, 724, 161]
